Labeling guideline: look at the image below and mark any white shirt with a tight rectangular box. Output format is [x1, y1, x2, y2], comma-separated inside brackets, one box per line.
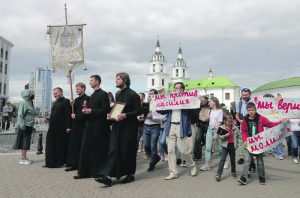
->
[3, 105, 13, 117]
[209, 109, 223, 127]
[171, 109, 181, 123]
[144, 110, 166, 125]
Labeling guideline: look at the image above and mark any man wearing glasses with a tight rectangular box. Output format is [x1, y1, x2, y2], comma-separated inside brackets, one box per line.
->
[235, 88, 256, 173]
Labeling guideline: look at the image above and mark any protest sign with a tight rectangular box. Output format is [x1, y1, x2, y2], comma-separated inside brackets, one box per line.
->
[254, 96, 300, 119]
[149, 90, 200, 111]
[246, 121, 292, 154]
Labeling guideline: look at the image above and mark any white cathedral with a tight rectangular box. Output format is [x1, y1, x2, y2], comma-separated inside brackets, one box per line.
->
[147, 39, 189, 92]
[146, 39, 241, 108]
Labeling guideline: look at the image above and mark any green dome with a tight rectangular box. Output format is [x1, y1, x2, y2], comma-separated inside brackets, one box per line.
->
[253, 77, 300, 93]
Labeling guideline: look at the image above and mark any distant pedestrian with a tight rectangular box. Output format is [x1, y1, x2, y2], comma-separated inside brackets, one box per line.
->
[2, 101, 13, 130]
[13, 90, 35, 165]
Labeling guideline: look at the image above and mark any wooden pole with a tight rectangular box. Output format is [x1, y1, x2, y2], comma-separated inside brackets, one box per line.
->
[68, 70, 75, 114]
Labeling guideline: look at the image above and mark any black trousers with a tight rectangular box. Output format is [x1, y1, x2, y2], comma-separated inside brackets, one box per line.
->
[194, 123, 208, 159]
[2, 116, 10, 130]
[217, 143, 236, 176]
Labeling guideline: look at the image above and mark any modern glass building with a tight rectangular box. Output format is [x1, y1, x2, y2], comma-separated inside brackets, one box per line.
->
[30, 67, 52, 115]
[0, 36, 13, 107]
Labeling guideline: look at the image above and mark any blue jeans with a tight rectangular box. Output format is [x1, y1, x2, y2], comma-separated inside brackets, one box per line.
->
[273, 144, 284, 156]
[159, 128, 167, 157]
[204, 126, 221, 161]
[291, 133, 300, 157]
[143, 124, 161, 165]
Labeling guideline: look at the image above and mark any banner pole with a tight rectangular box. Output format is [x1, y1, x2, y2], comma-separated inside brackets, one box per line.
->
[68, 70, 74, 114]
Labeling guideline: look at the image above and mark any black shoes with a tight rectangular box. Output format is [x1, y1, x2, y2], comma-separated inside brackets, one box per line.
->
[237, 176, 247, 185]
[237, 157, 244, 164]
[65, 167, 76, 172]
[147, 155, 161, 172]
[121, 175, 135, 184]
[95, 176, 112, 187]
[147, 165, 155, 172]
[73, 175, 88, 180]
[259, 177, 266, 185]
[94, 175, 135, 186]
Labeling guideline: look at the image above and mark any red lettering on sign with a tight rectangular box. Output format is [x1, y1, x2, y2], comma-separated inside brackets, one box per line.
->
[251, 145, 259, 153]
[254, 97, 273, 109]
[278, 98, 300, 113]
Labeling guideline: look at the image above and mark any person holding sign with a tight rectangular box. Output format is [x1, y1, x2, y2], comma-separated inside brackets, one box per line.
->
[143, 89, 166, 172]
[237, 102, 283, 185]
[160, 82, 197, 180]
[95, 72, 141, 187]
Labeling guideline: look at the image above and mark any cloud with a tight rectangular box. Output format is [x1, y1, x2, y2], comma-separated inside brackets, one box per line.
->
[2, 0, 300, 102]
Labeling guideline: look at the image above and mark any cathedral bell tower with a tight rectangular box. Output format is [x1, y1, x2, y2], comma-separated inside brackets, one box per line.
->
[171, 45, 189, 83]
[147, 38, 169, 92]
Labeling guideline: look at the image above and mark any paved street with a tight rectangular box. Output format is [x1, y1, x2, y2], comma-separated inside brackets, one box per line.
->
[1, 151, 299, 198]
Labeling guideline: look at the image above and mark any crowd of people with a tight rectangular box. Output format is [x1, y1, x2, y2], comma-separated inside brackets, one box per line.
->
[13, 73, 300, 187]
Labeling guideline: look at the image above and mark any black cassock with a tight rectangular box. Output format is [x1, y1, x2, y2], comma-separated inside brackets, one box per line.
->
[45, 97, 71, 168]
[67, 93, 89, 169]
[98, 87, 141, 178]
[77, 89, 110, 177]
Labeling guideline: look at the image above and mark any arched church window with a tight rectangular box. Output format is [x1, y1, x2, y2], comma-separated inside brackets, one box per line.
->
[176, 69, 179, 77]
[162, 79, 164, 86]
[152, 79, 155, 86]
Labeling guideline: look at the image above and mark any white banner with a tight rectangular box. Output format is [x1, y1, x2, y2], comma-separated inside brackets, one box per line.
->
[246, 121, 292, 154]
[254, 96, 300, 119]
[150, 90, 200, 111]
[49, 25, 84, 74]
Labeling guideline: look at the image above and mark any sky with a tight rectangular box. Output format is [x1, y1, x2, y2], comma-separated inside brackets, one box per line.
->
[1, 0, 300, 102]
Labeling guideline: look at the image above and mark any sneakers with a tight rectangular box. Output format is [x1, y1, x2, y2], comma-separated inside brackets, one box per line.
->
[200, 163, 210, 171]
[278, 155, 284, 160]
[215, 175, 221, 181]
[165, 174, 179, 180]
[237, 176, 247, 185]
[190, 165, 197, 176]
[237, 157, 244, 165]
[274, 154, 279, 159]
[19, 159, 32, 165]
[259, 177, 266, 185]
[293, 158, 299, 164]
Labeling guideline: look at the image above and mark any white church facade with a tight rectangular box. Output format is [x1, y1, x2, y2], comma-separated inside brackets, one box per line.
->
[146, 39, 241, 109]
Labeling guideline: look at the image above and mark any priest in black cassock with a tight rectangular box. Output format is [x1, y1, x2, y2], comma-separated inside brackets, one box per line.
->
[45, 87, 71, 168]
[95, 72, 141, 187]
[65, 82, 89, 171]
[74, 75, 110, 179]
